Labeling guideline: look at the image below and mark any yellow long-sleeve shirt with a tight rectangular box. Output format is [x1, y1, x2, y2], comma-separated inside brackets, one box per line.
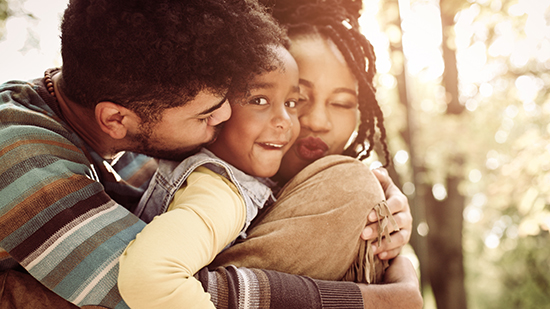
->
[118, 166, 246, 309]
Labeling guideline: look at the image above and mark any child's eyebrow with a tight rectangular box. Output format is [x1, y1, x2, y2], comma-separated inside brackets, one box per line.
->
[248, 82, 275, 90]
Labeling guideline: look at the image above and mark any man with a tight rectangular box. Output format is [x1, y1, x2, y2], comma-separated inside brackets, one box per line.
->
[0, 0, 421, 308]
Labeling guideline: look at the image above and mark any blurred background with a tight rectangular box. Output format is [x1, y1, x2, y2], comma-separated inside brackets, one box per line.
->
[0, 0, 548, 308]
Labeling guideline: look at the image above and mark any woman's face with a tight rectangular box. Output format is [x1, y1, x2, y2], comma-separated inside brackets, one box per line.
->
[277, 35, 359, 182]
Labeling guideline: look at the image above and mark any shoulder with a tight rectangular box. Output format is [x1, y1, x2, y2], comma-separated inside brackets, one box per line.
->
[185, 166, 240, 196]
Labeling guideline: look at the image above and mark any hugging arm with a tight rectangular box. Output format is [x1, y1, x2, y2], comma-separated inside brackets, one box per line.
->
[358, 256, 423, 309]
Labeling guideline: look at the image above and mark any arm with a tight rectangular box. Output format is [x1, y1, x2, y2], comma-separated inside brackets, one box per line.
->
[118, 167, 247, 309]
[358, 256, 423, 309]
[361, 168, 413, 259]
[0, 98, 145, 308]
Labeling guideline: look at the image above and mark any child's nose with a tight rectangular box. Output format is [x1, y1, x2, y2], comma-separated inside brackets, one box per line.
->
[273, 104, 292, 130]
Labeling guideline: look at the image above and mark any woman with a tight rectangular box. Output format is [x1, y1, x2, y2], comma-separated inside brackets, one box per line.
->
[211, 0, 412, 284]
[272, 0, 411, 260]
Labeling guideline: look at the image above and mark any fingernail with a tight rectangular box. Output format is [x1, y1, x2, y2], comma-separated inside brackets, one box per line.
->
[379, 252, 387, 259]
[371, 244, 377, 252]
[368, 212, 377, 221]
[364, 227, 373, 238]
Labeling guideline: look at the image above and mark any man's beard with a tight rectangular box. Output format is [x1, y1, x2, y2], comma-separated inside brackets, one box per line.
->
[125, 123, 224, 162]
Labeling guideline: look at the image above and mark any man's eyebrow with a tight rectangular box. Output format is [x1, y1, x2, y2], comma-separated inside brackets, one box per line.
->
[198, 96, 227, 116]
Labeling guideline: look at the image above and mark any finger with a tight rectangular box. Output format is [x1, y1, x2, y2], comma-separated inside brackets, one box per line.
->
[361, 225, 375, 240]
[368, 189, 409, 223]
[373, 229, 410, 254]
[366, 209, 404, 232]
[377, 247, 402, 260]
[372, 168, 391, 191]
[389, 210, 412, 231]
[363, 209, 409, 241]
[372, 196, 410, 227]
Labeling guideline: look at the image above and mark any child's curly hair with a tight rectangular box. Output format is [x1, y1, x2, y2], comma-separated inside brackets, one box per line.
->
[263, 0, 390, 165]
[60, 0, 287, 122]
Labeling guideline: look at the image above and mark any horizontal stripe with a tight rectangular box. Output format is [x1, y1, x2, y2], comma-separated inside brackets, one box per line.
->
[0, 155, 89, 196]
[0, 101, 65, 131]
[59, 220, 144, 303]
[0, 138, 81, 159]
[103, 283, 129, 309]
[14, 189, 112, 260]
[24, 201, 121, 270]
[0, 158, 93, 216]
[0, 174, 92, 242]
[41, 213, 141, 287]
[124, 157, 158, 189]
[73, 257, 119, 304]
[2, 181, 104, 252]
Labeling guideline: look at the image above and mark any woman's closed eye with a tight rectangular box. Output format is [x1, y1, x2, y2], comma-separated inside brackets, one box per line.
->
[330, 100, 357, 109]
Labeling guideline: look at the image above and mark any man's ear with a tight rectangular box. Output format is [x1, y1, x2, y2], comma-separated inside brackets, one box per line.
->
[95, 102, 139, 139]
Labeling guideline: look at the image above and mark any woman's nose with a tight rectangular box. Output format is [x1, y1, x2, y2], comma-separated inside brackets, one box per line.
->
[299, 101, 331, 132]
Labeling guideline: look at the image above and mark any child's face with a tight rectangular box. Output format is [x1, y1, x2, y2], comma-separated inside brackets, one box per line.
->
[207, 47, 300, 178]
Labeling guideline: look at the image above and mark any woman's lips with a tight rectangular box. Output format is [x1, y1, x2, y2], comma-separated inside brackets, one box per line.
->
[295, 136, 329, 161]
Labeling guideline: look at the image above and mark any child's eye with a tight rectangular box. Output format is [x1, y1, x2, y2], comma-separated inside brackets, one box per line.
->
[285, 100, 297, 108]
[249, 97, 269, 105]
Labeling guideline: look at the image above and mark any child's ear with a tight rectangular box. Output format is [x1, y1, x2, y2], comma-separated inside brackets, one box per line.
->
[95, 102, 139, 139]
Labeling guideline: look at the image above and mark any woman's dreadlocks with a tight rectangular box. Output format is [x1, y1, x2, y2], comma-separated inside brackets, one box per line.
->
[263, 0, 390, 165]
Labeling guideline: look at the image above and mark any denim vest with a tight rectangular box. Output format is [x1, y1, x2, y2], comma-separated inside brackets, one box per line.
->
[134, 148, 275, 238]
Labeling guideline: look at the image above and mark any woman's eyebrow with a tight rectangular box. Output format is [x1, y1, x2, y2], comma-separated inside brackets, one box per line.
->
[299, 79, 314, 88]
[333, 87, 358, 96]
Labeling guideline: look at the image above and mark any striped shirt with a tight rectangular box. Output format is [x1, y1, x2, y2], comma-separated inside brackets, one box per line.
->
[0, 73, 364, 308]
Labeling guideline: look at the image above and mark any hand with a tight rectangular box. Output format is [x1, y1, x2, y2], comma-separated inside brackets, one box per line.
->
[361, 168, 412, 259]
[357, 256, 423, 309]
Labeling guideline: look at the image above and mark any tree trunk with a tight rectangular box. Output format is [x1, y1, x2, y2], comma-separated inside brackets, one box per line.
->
[382, 0, 430, 294]
[425, 175, 467, 309]
[422, 1, 468, 308]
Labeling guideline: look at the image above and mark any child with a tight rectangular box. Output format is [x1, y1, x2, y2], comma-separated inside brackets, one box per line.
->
[118, 44, 301, 309]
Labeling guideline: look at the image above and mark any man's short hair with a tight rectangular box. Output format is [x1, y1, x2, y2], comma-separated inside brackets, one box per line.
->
[60, 0, 286, 121]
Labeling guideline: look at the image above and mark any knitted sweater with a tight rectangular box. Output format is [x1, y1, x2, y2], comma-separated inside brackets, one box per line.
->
[0, 73, 364, 308]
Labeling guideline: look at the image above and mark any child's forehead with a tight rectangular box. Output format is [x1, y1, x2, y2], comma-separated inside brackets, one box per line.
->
[248, 67, 287, 89]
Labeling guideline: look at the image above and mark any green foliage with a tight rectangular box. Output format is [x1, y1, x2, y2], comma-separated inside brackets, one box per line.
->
[0, 0, 8, 21]
[498, 234, 550, 308]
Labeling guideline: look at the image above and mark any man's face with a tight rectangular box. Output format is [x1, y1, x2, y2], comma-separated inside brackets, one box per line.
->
[127, 91, 231, 161]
